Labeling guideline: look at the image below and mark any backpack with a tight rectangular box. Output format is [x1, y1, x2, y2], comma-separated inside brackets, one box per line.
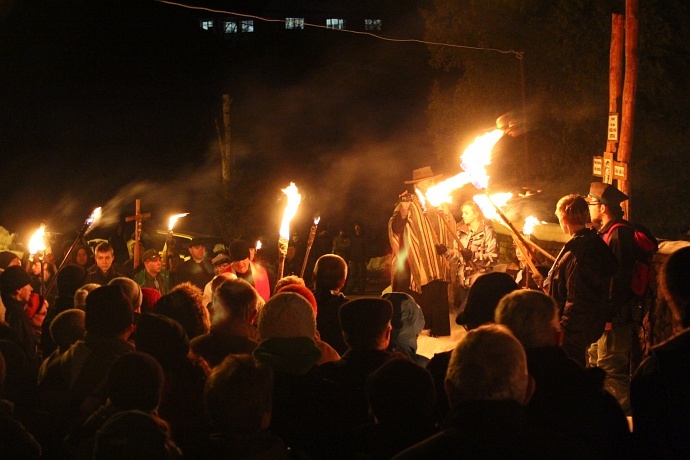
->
[602, 221, 659, 296]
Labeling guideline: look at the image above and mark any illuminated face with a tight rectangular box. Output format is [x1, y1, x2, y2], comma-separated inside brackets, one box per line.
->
[95, 250, 114, 273]
[231, 258, 250, 275]
[29, 260, 42, 275]
[189, 244, 206, 262]
[16, 283, 33, 303]
[144, 257, 162, 276]
[31, 300, 48, 329]
[75, 248, 89, 266]
[588, 202, 605, 229]
[7, 257, 20, 268]
[213, 262, 230, 275]
[462, 205, 479, 226]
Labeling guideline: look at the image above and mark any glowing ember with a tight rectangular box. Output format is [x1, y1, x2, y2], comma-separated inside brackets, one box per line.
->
[523, 215, 541, 236]
[460, 129, 504, 190]
[279, 182, 302, 239]
[29, 224, 46, 255]
[415, 189, 427, 211]
[168, 213, 189, 231]
[256, 240, 262, 250]
[473, 192, 513, 221]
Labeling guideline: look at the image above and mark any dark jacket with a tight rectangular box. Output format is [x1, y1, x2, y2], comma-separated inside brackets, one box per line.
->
[190, 324, 259, 368]
[174, 258, 213, 290]
[597, 218, 637, 324]
[84, 265, 125, 286]
[2, 295, 40, 370]
[547, 227, 617, 351]
[525, 346, 632, 459]
[393, 400, 589, 460]
[631, 329, 690, 459]
[313, 288, 349, 355]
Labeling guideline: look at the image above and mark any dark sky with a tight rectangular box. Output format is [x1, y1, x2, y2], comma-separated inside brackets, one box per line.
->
[0, 0, 438, 250]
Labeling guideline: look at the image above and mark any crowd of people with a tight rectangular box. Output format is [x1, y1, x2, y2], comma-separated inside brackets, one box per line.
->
[0, 171, 686, 459]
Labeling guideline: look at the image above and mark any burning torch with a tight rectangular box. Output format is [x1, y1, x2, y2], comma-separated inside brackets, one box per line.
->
[45, 207, 102, 297]
[277, 183, 301, 280]
[300, 213, 320, 278]
[28, 224, 47, 296]
[163, 213, 188, 271]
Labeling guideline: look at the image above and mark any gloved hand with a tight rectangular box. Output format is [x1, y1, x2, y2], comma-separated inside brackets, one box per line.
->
[460, 249, 473, 262]
[435, 244, 447, 256]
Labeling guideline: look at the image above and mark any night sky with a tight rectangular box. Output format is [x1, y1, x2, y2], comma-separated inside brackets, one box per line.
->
[1, 0, 439, 252]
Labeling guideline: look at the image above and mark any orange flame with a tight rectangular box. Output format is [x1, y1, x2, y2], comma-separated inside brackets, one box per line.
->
[29, 224, 47, 255]
[279, 183, 301, 239]
[473, 192, 513, 221]
[522, 215, 541, 236]
[168, 213, 189, 231]
[415, 189, 427, 211]
[256, 240, 262, 250]
[461, 129, 504, 190]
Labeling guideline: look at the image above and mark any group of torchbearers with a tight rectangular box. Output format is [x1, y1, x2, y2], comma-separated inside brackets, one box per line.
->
[389, 166, 657, 416]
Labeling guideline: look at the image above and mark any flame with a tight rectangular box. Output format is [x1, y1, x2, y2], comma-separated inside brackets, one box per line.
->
[279, 182, 302, 239]
[473, 192, 513, 221]
[85, 207, 102, 229]
[256, 240, 262, 250]
[414, 189, 427, 211]
[168, 213, 189, 231]
[29, 224, 47, 255]
[522, 215, 541, 236]
[314, 214, 321, 225]
[460, 129, 504, 190]
[424, 172, 471, 207]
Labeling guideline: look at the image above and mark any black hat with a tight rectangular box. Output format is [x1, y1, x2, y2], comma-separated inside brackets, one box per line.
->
[0, 251, 19, 270]
[189, 237, 205, 247]
[228, 240, 250, 262]
[0, 265, 32, 296]
[404, 166, 443, 185]
[135, 313, 190, 370]
[85, 285, 134, 337]
[142, 249, 161, 262]
[456, 272, 519, 329]
[587, 182, 629, 207]
[106, 352, 164, 412]
[339, 297, 393, 338]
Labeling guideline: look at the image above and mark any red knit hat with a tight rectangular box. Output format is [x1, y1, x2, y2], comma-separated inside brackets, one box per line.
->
[141, 287, 162, 312]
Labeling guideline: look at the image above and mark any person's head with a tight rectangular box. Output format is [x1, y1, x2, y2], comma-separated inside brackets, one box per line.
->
[210, 272, 237, 296]
[0, 265, 33, 303]
[313, 254, 347, 291]
[247, 240, 257, 262]
[354, 223, 363, 236]
[74, 246, 90, 267]
[142, 249, 162, 277]
[93, 410, 180, 460]
[211, 253, 231, 275]
[495, 290, 562, 349]
[339, 297, 393, 350]
[586, 182, 628, 229]
[274, 275, 305, 294]
[406, 166, 442, 193]
[445, 324, 533, 408]
[154, 283, 209, 339]
[107, 352, 164, 412]
[109, 277, 143, 313]
[135, 313, 190, 371]
[56, 264, 87, 297]
[277, 283, 318, 317]
[28, 295, 48, 329]
[94, 242, 115, 273]
[205, 354, 274, 436]
[0, 251, 21, 271]
[50, 309, 86, 352]
[461, 201, 484, 227]
[366, 358, 436, 427]
[74, 283, 100, 309]
[660, 246, 690, 328]
[228, 240, 251, 275]
[455, 272, 519, 330]
[140, 287, 161, 312]
[256, 292, 316, 340]
[188, 238, 206, 262]
[84, 285, 135, 339]
[382, 292, 425, 351]
[555, 194, 589, 234]
[213, 278, 263, 326]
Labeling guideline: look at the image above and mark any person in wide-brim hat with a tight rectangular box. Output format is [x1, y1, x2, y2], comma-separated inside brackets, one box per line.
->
[404, 166, 443, 185]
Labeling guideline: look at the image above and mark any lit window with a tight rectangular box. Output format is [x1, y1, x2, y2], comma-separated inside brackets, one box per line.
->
[286, 18, 304, 30]
[326, 18, 345, 30]
[241, 20, 254, 33]
[224, 21, 238, 34]
[365, 19, 382, 31]
[200, 20, 214, 31]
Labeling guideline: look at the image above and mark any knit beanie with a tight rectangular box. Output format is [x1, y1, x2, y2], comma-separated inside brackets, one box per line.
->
[228, 240, 250, 262]
[140, 287, 161, 312]
[0, 251, 19, 270]
[106, 352, 164, 412]
[339, 298, 393, 339]
[85, 285, 134, 337]
[109, 277, 143, 311]
[277, 283, 318, 316]
[135, 313, 189, 370]
[0, 266, 32, 296]
[256, 292, 315, 340]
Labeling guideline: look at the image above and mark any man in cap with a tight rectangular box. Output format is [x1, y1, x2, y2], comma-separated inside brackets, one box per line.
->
[0, 265, 41, 367]
[133, 249, 170, 295]
[201, 252, 231, 307]
[174, 237, 214, 291]
[586, 181, 642, 414]
[222, 240, 271, 302]
[388, 166, 456, 337]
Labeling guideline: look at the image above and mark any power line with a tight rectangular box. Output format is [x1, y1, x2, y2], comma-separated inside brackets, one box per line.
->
[155, 0, 523, 58]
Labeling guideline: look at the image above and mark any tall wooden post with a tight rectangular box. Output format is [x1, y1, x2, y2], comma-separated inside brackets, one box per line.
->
[125, 199, 151, 270]
[608, 15, 624, 160]
[221, 94, 233, 199]
[618, 0, 638, 219]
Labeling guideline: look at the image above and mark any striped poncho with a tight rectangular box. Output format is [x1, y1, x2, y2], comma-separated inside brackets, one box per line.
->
[388, 197, 456, 293]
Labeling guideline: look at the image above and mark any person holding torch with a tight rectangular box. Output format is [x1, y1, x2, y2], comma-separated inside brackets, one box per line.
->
[388, 167, 456, 337]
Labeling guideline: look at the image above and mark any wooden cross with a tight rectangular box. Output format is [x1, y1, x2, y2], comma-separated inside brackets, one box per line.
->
[125, 199, 151, 269]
